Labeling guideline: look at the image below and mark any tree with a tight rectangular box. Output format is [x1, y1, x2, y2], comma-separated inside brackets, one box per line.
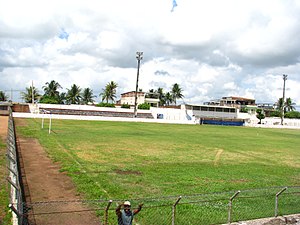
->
[171, 83, 184, 106]
[40, 80, 63, 104]
[157, 87, 165, 106]
[276, 97, 284, 111]
[256, 109, 265, 124]
[284, 97, 296, 112]
[100, 81, 118, 103]
[43, 80, 62, 98]
[66, 84, 82, 104]
[165, 92, 173, 106]
[21, 86, 41, 103]
[82, 88, 95, 105]
[0, 91, 8, 101]
[275, 97, 296, 122]
[58, 92, 66, 104]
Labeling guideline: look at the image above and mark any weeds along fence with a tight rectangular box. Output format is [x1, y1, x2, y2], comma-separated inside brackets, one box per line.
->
[6, 107, 27, 225]
[21, 186, 300, 225]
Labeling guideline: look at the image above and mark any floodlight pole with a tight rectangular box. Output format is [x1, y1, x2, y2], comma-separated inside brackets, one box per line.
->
[134, 51, 143, 118]
[281, 74, 288, 125]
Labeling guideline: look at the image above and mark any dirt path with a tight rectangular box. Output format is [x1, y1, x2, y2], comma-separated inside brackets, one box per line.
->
[0, 116, 9, 224]
[0, 116, 8, 139]
[14, 118, 100, 225]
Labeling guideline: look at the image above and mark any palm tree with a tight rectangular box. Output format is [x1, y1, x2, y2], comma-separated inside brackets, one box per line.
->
[276, 98, 284, 111]
[171, 83, 184, 105]
[157, 87, 165, 106]
[58, 92, 67, 104]
[66, 84, 82, 104]
[82, 88, 95, 105]
[276, 97, 296, 113]
[100, 81, 118, 103]
[21, 86, 41, 103]
[284, 97, 296, 112]
[0, 91, 8, 101]
[165, 92, 173, 106]
[43, 80, 62, 98]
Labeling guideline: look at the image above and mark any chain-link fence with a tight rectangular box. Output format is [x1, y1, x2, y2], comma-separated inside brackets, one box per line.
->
[19, 186, 300, 225]
[6, 106, 27, 224]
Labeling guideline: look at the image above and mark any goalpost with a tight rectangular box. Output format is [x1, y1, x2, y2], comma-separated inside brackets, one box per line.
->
[40, 109, 52, 134]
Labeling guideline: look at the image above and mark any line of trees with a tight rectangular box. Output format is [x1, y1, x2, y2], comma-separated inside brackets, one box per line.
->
[146, 83, 184, 106]
[256, 97, 299, 121]
[17, 80, 119, 105]
[273, 97, 299, 118]
[0, 81, 185, 107]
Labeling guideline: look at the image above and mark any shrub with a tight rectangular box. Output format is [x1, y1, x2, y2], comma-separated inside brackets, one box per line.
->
[121, 104, 130, 109]
[39, 96, 59, 104]
[269, 110, 281, 117]
[138, 103, 150, 110]
[285, 111, 300, 119]
[240, 108, 248, 113]
[96, 102, 115, 108]
[256, 109, 265, 124]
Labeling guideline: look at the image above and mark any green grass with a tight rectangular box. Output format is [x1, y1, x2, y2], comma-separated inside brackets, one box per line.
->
[16, 118, 300, 198]
[15, 118, 300, 223]
[0, 138, 12, 225]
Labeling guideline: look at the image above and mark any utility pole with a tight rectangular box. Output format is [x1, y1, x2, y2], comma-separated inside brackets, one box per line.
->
[281, 74, 288, 125]
[134, 51, 143, 118]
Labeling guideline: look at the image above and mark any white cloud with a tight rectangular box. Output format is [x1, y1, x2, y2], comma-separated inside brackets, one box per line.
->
[0, 0, 299, 108]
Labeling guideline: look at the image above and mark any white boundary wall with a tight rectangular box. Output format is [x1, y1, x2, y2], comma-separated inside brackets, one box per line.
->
[20, 103, 300, 129]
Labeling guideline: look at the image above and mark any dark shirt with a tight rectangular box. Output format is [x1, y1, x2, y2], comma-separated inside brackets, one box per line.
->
[117, 209, 135, 225]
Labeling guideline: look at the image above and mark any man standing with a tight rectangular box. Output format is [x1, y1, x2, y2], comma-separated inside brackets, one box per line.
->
[116, 201, 143, 225]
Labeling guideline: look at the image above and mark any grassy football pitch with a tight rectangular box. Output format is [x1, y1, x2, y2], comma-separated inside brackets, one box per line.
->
[17, 118, 300, 200]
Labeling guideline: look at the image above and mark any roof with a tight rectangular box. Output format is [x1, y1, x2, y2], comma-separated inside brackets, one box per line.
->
[121, 91, 145, 96]
[222, 96, 255, 101]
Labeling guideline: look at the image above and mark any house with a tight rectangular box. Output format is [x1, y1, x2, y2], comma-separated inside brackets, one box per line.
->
[205, 96, 256, 108]
[119, 91, 159, 107]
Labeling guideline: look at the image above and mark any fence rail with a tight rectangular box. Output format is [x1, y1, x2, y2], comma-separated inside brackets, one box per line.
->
[21, 186, 300, 225]
[6, 106, 26, 225]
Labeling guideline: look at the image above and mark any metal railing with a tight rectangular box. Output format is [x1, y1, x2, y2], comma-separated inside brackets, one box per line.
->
[6, 106, 27, 225]
[21, 186, 300, 225]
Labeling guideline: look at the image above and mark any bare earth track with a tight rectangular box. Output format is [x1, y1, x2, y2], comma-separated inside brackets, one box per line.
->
[0, 116, 9, 224]
[14, 118, 99, 225]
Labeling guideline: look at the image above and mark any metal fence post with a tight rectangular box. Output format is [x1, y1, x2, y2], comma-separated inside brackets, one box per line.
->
[104, 200, 112, 225]
[228, 191, 240, 224]
[172, 196, 182, 225]
[275, 187, 287, 217]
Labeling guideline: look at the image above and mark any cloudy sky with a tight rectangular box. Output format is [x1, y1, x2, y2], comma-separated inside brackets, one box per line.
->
[0, 0, 300, 108]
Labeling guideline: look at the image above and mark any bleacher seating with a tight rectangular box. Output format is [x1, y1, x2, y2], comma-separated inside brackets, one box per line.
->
[39, 108, 154, 119]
